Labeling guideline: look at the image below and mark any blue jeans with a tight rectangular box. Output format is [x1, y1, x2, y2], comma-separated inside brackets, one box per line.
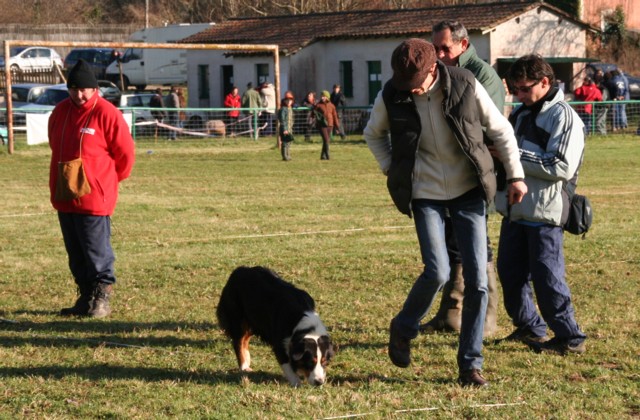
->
[58, 212, 116, 287]
[497, 220, 586, 345]
[394, 192, 488, 371]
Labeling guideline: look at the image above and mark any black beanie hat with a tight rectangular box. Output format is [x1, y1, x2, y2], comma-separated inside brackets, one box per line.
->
[67, 59, 98, 89]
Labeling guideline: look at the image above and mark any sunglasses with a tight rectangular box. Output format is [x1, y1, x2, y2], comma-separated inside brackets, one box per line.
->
[511, 80, 541, 94]
[434, 44, 456, 54]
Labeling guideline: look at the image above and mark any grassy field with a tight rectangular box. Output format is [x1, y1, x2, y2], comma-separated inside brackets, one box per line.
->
[0, 134, 638, 419]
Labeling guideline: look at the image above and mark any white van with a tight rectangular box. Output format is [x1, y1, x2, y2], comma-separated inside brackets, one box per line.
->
[105, 23, 214, 91]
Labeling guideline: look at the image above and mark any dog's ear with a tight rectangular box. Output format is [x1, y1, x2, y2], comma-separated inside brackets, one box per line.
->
[319, 335, 335, 362]
[289, 340, 306, 361]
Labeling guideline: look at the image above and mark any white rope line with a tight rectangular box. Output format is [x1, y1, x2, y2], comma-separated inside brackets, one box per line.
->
[220, 225, 412, 240]
[0, 211, 52, 218]
[322, 401, 527, 419]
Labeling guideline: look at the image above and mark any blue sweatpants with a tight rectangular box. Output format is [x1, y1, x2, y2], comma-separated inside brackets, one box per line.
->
[58, 212, 116, 287]
[497, 219, 586, 345]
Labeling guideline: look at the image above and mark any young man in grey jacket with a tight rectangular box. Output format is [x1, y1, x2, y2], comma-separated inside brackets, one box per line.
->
[364, 38, 527, 387]
[494, 54, 587, 355]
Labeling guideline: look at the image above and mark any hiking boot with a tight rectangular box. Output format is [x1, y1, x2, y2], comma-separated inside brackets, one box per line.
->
[88, 283, 113, 318]
[493, 327, 549, 345]
[60, 284, 93, 316]
[483, 262, 499, 337]
[388, 319, 411, 368]
[529, 337, 586, 355]
[458, 369, 489, 387]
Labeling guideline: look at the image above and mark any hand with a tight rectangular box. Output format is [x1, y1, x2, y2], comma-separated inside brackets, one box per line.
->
[507, 181, 527, 205]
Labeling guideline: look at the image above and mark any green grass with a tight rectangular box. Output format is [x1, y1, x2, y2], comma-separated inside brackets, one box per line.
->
[1, 134, 638, 419]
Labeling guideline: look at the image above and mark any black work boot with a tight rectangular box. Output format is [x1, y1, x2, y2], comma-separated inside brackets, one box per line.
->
[60, 283, 93, 316]
[388, 318, 411, 368]
[88, 283, 113, 318]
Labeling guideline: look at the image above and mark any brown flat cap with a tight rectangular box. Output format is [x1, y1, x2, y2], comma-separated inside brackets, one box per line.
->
[391, 38, 436, 91]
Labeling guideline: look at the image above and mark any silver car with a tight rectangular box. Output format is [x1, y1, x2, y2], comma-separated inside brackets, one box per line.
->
[0, 47, 63, 71]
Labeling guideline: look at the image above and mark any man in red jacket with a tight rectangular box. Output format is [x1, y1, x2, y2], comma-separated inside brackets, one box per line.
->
[49, 59, 135, 318]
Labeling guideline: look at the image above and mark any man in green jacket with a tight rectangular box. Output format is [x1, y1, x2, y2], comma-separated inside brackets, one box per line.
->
[421, 20, 506, 337]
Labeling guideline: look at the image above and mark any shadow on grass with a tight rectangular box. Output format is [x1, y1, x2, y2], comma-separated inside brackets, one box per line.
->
[0, 363, 453, 387]
[0, 313, 221, 350]
[0, 364, 286, 385]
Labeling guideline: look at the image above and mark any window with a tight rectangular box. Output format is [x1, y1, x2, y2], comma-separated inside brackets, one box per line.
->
[256, 63, 269, 85]
[198, 65, 210, 100]
[367, 61, 382, 105]
[221, 65, 234, 102]
[340, 61, 353, 98]
[123, 48, 142, 62]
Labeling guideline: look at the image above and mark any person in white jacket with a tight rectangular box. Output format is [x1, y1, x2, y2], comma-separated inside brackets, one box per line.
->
[364, 38, 527, 387]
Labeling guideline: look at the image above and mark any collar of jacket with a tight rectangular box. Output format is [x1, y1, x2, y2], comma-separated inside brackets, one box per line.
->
[456, 43, 478, 69]
[522, 85, 560, 115]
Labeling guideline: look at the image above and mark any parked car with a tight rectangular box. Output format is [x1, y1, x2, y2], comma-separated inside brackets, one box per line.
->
[118, 93, 155, 135]
[10, 83, 50, 107]
[13, 84, 68, 126]
[64, 48, 119, 79]
[0, 47, 63, 71]
[0, 83, 50, 125]
[97, 80, 121, 105]
[12, 83, 123, 127]
[0, 124, 7, 145]
[626, 75, 640, 100]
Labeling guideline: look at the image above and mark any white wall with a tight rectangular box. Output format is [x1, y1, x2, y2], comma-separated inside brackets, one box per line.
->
[491, 8, 586, 61]
[186, 50, 290, 108]
[185, 8, 588, 108]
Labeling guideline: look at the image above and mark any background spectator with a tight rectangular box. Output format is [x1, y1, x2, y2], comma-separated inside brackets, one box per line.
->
[330, 84, 347, 139]
[573, 77, 602, 135]
[165, 86, 180, 140]
[224, 86, 241, 135]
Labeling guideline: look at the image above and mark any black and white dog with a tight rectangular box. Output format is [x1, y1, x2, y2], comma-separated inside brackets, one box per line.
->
[216, 266, 334, 386]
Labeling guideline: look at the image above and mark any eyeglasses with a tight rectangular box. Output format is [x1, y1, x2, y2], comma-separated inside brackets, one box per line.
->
[511, 80, 541, 94]
[434, 44, 456, 54]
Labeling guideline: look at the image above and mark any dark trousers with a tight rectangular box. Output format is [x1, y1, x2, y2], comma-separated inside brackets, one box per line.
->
[58, 212, 116, 287]
[333, 111, 346, 137]
[319, 126, 332, 159]
[497, 220, 586, 344]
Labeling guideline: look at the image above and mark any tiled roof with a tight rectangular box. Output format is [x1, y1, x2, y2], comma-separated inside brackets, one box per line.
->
[181, 1, 582, 55]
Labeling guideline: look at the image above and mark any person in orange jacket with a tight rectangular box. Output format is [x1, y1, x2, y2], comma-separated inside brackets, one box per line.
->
[314, 90, 339, 160]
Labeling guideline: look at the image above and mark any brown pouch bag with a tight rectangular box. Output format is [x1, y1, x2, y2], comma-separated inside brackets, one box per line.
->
[55, 158, 91, 201]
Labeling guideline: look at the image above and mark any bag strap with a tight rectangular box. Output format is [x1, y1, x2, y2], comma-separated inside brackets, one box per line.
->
[58, 98, 98, 162]
[562, 148, 585, 198]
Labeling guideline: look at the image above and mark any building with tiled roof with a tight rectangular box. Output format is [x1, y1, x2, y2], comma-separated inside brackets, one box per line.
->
[181, 1, 594, 109]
